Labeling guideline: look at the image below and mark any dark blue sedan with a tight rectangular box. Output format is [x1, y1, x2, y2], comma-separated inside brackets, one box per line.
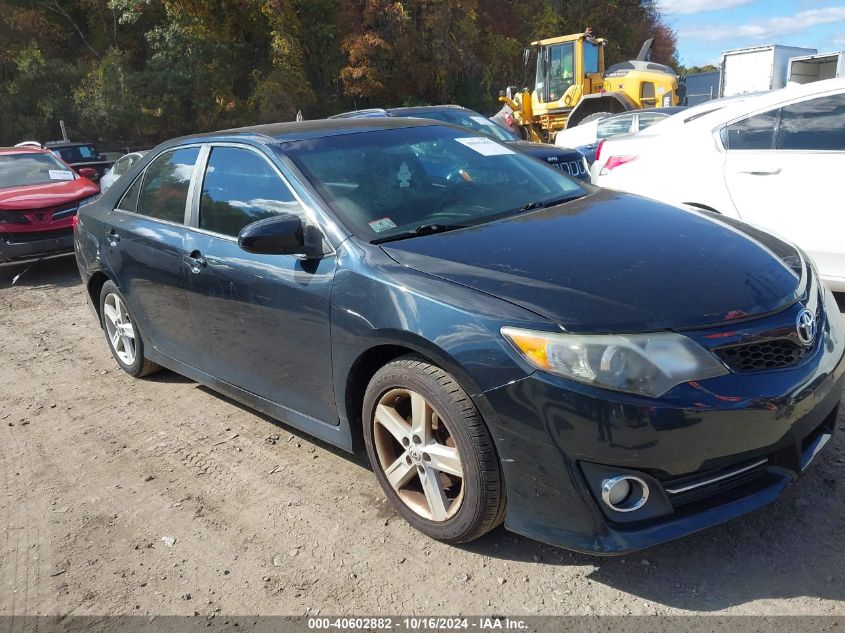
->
[74, 118, 844, 554]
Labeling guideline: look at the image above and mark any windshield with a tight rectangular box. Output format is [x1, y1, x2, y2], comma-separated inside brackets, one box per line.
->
[0, 153, 76, 189]
[403, 110, 517, 141]
[547, 42, 575, 101]
[51, 144, 100, 163]
[282, 125, 585, 242]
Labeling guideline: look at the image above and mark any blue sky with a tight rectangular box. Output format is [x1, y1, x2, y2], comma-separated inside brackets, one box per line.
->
[658, 1, 845, 66]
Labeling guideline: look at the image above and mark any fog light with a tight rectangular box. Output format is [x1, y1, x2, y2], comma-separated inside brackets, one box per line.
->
[601, 475, 649, 513]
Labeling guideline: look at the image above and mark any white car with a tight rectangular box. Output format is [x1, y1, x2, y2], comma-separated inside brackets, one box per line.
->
[592, 78, 845, 291]
[99, 151, 146, 192]
[554, 108, 682, 161]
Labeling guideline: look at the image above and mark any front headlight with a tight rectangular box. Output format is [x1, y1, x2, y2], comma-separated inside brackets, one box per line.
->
[501, 327, 728, 398]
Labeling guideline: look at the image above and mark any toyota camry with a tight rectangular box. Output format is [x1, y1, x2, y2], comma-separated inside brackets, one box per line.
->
[74, 118, 844, 554]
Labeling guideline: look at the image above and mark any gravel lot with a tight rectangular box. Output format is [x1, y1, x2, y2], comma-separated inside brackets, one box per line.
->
[1, 256, 844, 617]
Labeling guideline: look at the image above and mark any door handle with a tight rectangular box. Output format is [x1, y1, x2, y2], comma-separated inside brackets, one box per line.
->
[738, 168, 782, 176]
[185, 250, 208, 274]
[105, 229, 120, 246]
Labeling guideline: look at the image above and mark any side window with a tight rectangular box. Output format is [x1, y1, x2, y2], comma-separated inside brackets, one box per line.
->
[777, 93, 845, 151]
[597, 115, 635, 138]
[117, 174, 143, 212]
[112, 157, 129, 176]
[583, 42, 600, 75]
[725, 110, 778, 150]
[137, 147, 200, 224]
[199, 147, 303, 238]
[636, 112, 665, 131]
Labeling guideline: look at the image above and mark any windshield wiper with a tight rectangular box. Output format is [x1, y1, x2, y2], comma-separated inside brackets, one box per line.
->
[517, 193, 585, 213]
[372, 223, 467, 244]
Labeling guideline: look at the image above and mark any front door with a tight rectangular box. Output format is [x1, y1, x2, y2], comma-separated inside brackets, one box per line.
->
[724, 93, 845, 285]
[183, 145, 338, 423]
[102, 146, 202, 365]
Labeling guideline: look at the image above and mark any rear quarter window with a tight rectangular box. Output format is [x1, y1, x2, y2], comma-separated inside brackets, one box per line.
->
[724, 110, 778, 150]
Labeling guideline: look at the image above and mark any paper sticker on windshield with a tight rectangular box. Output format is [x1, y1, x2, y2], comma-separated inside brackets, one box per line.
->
[455, 137, 514, 156]
[469, 116, 495, 127]
[369, 217, 397, 233]
[48, 170, 74, 181]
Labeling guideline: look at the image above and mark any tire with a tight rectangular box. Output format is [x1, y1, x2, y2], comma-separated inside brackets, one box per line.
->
[577, 111, 614, 126]
[363, 356, 505, 543]
[99, 280, 161, 378]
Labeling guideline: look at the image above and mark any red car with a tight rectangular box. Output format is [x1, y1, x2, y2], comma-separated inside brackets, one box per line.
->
[0, 146, 100, 264]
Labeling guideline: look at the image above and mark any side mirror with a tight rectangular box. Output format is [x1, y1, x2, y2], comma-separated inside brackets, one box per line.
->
[523, 48, 531, 67]
[78, 167, 98, 180]
[238, 213, 322, 258]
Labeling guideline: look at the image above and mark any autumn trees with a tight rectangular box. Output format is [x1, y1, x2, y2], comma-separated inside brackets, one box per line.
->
[0, 0, 677, 147]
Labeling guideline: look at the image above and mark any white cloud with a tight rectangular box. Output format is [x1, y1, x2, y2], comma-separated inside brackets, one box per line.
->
[659, 0, 753, 15]
[683, 7, 845, 42]
[835, 32, 845, 46]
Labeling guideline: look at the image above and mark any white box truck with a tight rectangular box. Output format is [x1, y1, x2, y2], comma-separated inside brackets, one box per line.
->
[719, 45, 817, 97]
[787, 51, 845, 84]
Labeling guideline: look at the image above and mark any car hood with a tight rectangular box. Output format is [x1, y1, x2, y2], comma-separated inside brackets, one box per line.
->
[506, 140, 582, 160]
[380, 190, 803, 333]
[0, 179, 99, 211]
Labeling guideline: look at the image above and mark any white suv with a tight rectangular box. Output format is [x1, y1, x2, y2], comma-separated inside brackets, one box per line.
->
[592, 78, 845, 291]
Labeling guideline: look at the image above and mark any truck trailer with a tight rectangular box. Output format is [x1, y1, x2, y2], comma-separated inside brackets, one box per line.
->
[788, 51, 845, 84]
[720, 45, 817, 97]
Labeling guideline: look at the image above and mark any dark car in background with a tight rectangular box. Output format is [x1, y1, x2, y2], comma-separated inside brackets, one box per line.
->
[75, 118, 843, 554]
[331, 105, 590, 181]
[1, 146, 100, 264]
[45, 141, 114, 182]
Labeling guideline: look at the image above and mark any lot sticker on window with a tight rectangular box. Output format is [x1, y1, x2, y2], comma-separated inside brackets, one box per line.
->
[48, 170, 75, 181]
[369, 217, 397, 233]
[455, 137, 514, 156]
[469, 116, 496, 127]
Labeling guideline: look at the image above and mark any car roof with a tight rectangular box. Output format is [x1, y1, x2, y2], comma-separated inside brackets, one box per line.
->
[167, 117, 441, 146]
[44, 141, 97, 148]
[677, 76, 845, 128]
[386, 105, 471, 114]
[0, 146, 52, 156]
[330, 105, 477, 119]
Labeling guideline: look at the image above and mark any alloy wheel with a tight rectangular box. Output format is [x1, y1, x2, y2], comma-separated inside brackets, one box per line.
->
[373, 388, 464, 521]
[103, 292, 136, 366]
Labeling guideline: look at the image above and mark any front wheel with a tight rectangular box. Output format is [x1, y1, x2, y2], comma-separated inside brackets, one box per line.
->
[99, 280, 161, 377]
[363, 357, 505, 543]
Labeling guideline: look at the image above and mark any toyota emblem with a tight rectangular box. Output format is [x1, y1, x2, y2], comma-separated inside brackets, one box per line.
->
[795, 308, 816, 347]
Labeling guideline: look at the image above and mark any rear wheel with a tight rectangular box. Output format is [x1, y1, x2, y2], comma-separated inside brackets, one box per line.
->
[363, 356, 505, 543]
[99, 280, 160, 377]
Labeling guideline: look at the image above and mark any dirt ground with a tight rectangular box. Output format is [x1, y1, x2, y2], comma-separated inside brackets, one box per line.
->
[1, 256, 844, 618]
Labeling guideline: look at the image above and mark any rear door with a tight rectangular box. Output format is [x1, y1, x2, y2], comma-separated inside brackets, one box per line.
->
[183, 144, 338, 423]
[723, 92, 845, 283]
[103, 146, 202, 365]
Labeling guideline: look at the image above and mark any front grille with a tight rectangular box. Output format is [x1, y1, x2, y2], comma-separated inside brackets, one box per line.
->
[4, 228, 72, 243]
[0, 202, 79, 225]
[715, 338, 813, 373]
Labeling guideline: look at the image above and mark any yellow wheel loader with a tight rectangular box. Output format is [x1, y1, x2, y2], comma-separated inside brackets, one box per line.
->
[499, 30, 679, 143]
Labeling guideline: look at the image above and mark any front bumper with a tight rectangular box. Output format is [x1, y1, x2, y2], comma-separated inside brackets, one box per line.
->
[479, 290, 845, 554]
[0, 229, 74, 265]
